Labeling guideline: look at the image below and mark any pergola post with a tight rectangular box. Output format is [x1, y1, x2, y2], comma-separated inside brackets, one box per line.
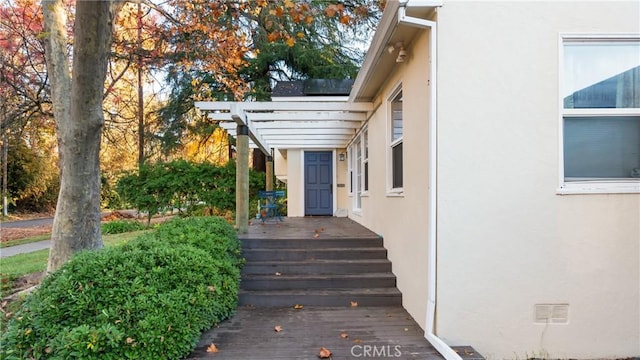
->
[236, 125, 249, 233]
[266, 155, 273, 191]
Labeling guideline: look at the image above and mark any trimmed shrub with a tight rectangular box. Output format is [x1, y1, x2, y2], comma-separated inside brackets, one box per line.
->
[0, 217, 240, 360]
[115, 160, 266, 221]
[101, 220, 146, 234]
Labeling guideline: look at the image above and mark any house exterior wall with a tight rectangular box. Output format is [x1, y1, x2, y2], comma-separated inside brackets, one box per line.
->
[348, 29, 433, 330]
[336, 148, 349, 214]
[285, 149, 303, 216]
[274, 149, 287, 183]
[435, 1, 640, 358]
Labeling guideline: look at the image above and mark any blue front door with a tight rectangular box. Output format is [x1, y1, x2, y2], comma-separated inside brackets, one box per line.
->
[304, 151, 333, 216]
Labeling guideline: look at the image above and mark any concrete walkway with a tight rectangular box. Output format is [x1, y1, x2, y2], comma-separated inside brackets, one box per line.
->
[0, 240, 50, 258]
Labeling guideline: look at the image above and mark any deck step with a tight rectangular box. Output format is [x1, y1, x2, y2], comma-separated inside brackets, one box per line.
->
[242, 259, 392, 275]
[241, 273, 396, 290]
[242, 247, 388, 261]
[239, 288, 402, 307]
[239, 231, 400, 307]
[241, 237, 383, 249]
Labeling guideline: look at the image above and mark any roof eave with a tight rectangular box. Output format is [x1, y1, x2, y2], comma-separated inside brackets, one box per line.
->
[349, 0, 443, 103]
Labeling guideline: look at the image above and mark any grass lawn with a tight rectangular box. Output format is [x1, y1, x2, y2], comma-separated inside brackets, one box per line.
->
[1, 230, 148, 282]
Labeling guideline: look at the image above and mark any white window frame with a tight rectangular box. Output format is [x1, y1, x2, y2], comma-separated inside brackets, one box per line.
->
[362, 128, 369, 195]
[388, 85, 404, 195]
[354, 136, 363, 211]
[558, 34, 640, 195]
[348, 126, 369, 212]
[348, 146, 353, 196]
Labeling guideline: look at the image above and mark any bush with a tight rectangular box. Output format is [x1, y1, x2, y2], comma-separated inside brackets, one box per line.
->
[115, 160, 266, 221]
[101, 220, 146, 234]
[0, 217, 241, 360]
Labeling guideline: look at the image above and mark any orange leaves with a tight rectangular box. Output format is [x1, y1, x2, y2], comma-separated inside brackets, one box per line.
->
[274, 325, 283, 332]
[350, 301, 359, 307]
[206, 343, 219, 353]
[293, 304, 304, 310]
[285, 37, 296, 47]
[339, 15, 351, 25]
[324, 3, 345, 17]
[340, 331, 349, 339]
[318, 347, 332, 358]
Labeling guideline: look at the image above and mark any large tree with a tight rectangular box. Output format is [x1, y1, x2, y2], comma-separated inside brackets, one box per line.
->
[155, 0, 382, 155]
[43, 0, 120, 271]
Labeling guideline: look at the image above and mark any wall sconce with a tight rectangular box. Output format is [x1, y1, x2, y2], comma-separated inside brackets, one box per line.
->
[339, 153, 346, 161]
[387, 42, 407, 63]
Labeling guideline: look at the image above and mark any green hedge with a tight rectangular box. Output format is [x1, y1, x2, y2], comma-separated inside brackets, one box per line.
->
[116, 160, 266, 222]
[0, 217, 241, 360]
[101, 220, 147, 235]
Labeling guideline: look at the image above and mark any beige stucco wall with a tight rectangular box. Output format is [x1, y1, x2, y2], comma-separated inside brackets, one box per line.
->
[348, 29, 434, 331]
[335, 148, 350, 214]
[435, 1, 640, 358]
[274, 149, 287, 183]
[285, 149, 303, 216]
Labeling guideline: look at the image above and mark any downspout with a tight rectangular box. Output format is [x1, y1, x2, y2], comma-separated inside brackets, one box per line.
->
[398, 4, 463, 360]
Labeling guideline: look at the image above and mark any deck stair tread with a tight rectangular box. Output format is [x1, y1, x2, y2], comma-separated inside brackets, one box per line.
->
[238, 220, 401, 307]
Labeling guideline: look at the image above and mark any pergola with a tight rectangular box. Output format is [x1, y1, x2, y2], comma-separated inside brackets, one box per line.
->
[194, 99, 374, 232]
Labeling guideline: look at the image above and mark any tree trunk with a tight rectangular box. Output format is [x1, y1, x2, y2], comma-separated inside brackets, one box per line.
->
[137, 0, 144, 167]
[43, 0, 117, 272]
[2, 129, 8, 217]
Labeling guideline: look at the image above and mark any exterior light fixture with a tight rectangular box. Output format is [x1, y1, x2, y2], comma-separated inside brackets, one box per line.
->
[387, 42, 407, 63]
[339, 153, 346, 161]
[396, 44, 407, 63]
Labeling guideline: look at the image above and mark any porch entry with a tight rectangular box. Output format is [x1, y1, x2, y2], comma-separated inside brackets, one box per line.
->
[304, 151, 333, 216]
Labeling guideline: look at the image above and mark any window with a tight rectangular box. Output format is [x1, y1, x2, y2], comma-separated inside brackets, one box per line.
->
[390, 89, 403, 191]
[348, 146, 353, 194]
[560, 36, 640, 194]
[363, 129, 369, 192]
[348, 127, 368, 211]
[355, 137, 362, 209]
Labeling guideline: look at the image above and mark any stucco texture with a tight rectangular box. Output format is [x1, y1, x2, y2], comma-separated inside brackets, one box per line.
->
[436, 1, 640, 358]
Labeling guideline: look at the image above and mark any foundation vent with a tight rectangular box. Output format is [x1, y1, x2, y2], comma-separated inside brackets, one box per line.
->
[534, 304, 569, 324]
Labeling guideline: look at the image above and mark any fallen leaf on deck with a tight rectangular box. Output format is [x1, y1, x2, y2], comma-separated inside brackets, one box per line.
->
[340, 331, 349, 339]
[318, 346, 332, 358]
[353, 339, 362, 344]
[294, 304, 304, 309]
[206, 343, 219, 353]
[274, 325, 283, 332]
[404, 328, 409, 332]
[350, 301, 358, 307]
[313, 233, 320, 239]
[275, 272, 282, 276]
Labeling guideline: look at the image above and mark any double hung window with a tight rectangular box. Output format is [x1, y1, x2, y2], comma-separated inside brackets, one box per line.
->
[390, 90, 403, 191]
[560, 36, 640, 193]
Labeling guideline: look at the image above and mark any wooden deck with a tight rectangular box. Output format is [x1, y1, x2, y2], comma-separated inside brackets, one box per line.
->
[240, 216, 382, 239]
[188, 217, 483, 359]
[188, 306, 446, 360]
